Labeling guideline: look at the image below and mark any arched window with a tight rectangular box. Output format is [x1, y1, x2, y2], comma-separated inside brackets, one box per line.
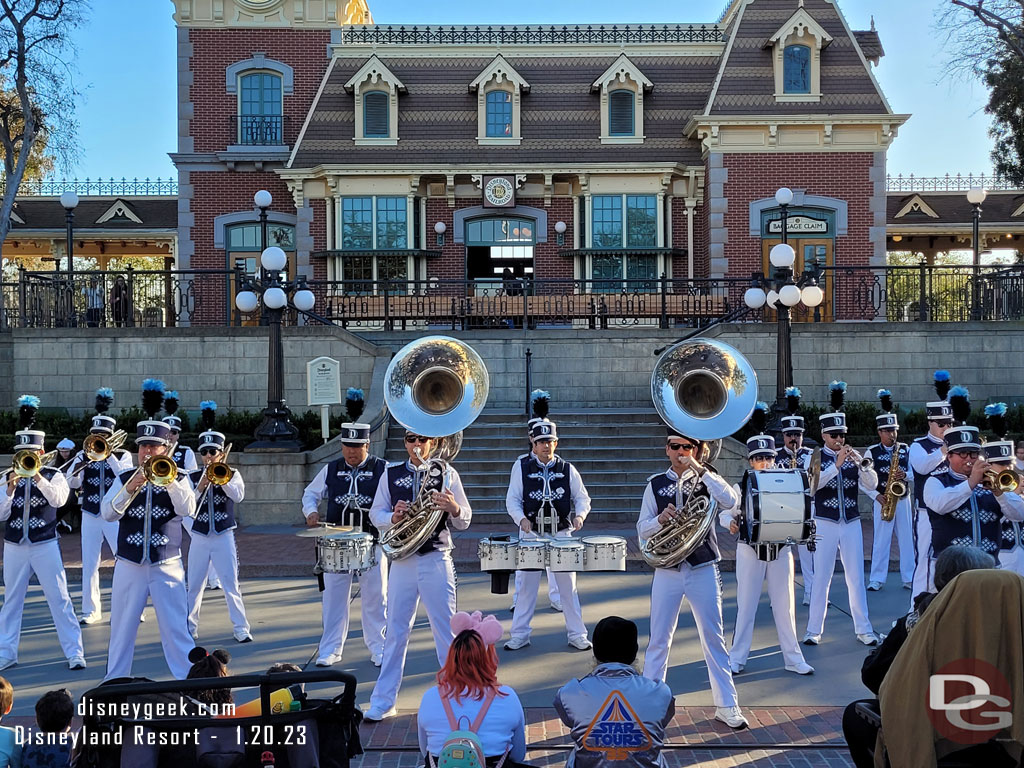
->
[363, 91, 390, 138]
[609, 90, 635, 137]
[783, 45, 811, 94]
[239, 72, 283, 145]
[485, 90, 513, 137]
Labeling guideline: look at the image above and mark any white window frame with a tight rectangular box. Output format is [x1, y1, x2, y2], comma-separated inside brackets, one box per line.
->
[345, 55, 406, 145]
[334, 195, 415, 293]
[766, 8, 832, 103]
[591, 54, 652, 145]
[470, 54, 530, 146]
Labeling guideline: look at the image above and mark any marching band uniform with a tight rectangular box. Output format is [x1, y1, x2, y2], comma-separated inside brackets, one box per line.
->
[982, 437, 1024, 578]
[102, 395, 197, 681]
[302, 419, 388, 667]
[505, 419, 591, 651]
[805, 401, 878, 646]
[864, 398, 914, 591]
[0, 397, 85, 671]
[365, 436, 472, 721]
[777, 409, 814, 606]
[67, 391, 134, 625]
[186, 405, 251, 643]
[639, 429, 746, 729]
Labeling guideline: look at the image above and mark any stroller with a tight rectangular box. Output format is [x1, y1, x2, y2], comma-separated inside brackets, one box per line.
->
[73, 669, 362, 768]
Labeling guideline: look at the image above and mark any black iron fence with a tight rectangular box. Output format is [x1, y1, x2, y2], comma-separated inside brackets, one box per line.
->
[3, 264, 1024, 331]
[339, 23, 725, 46]
[230, 115, 289, 146]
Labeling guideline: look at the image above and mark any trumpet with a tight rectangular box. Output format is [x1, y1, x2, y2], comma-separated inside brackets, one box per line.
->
[2, 449, 59, 482]
[841, 446, 873, 470]
[983, 467, 1021, 493]
[118, 453, 178, 510]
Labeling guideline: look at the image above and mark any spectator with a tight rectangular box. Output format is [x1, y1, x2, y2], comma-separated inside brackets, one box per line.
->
[186, 647, 233, 708]
[110, 275, 130, 328]
[21, 689, 74, 768]
[82, 277, 104, 327]
[554, 616, 674, 768]
[55, 439, 79, 534]
[417, 611, 527, 768]
[0, 676, 21, 768]
[843, 545, 997, 768]
[502, 268, 523, 297]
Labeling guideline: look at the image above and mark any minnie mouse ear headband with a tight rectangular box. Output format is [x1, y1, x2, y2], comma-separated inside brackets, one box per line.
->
[451, 610, 504, 646]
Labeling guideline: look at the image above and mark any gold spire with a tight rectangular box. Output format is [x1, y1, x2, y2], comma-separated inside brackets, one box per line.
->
[341, 0, 373, 25]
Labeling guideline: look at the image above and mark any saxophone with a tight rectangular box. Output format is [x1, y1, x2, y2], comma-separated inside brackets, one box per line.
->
[879, 442, 908, 522]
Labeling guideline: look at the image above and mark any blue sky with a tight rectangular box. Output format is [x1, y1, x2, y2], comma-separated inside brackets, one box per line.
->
[66, 0, 992, 182]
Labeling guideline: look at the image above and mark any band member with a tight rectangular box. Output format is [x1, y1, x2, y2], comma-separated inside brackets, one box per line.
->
[101, 380, 197, 680]
[638, 427, 747, 729]
[921, 389, 1024, 583]
[721, 404, 813, 676]
[776, 386, 814, 606]
[864, 390, 913, 591]
[186, 401, 251, 643]
[55, 438, 79, 534]
[804, 381, 879, 646]
[301, 389, 387, 667]
[984, 404, 1024, 577]
[908, 371, 952, 599]
[0, 395, 85, 671]
[66, 388, 134, 625]
[163, 391, 198, 472]
[504, 416, 592, 651]
[364, 429, 472, 722]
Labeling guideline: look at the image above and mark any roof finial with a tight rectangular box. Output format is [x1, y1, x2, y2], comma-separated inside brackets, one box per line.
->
[870, 15, 876, 31]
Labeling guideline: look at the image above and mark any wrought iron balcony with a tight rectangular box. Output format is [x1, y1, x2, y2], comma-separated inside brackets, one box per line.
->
[338, 23, 724, 46]
[231, 115, 289, 147]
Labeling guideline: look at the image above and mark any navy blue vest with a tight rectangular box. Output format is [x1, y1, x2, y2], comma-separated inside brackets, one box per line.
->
[648, 470, 719, 568]
[775, 446, 812, 471]
[866, 442, 909, 498]
[79, 452, 128, 517]
[813, 449, 863, 522]
[324, 456, 386, 537]
[171, 445, 194, 470]
[1001, 519, 1024, 552]
[188, 468, 237, 535]
[519, 455, 573, 531]
[113, 468, 184, 564]
[4, 467, 61, 544]
[927, 470, 1004, 557]
[912, 436, 946, 510]
[386, 461, 449, 555]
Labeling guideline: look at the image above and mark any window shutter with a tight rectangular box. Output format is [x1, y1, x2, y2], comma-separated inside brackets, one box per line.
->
[609, 91, 634, 136]
[364, 92, 389, 137]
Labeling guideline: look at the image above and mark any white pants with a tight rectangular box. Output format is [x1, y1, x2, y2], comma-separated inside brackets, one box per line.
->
[999, 548, 1024, 577]
[105, 558, 194, 681]
[806, 518, 873, 636]
[318, 544, 388, 660]
[368, 550, 457, 712]
[513, 569, 559, 605]
[186, 530, 249, 638]
[509, 570, 586, 642]
[79, 512, 119, 620]
[729, 543, 805, 669]
[642, 562, 738, 708]
[795, 541, 814, 602]
[910, 507, 935, 607]
[0, 540, 83, 662]
[869, 497, 915, 585]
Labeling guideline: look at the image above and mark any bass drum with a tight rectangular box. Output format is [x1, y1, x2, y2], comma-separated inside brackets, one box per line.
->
[742, 469, 813, 545]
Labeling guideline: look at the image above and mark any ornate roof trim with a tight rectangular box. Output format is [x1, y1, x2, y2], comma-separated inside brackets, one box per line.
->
[343, 55, 407, 94]
[469, 54, 530, 93]
[590, 54, 654, 93]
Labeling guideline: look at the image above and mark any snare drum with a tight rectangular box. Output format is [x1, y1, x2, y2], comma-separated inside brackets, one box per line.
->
[743, 469, 812, 545]
[478, 538, 519, 571]
[548, 539, 585, 572]
[516, 539, 549, 571]
[582, 535, 627, 571]
[316, 532, 376, 573]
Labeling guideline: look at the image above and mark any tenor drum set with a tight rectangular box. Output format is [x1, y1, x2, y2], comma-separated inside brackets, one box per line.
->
[478, 535, 627, 573]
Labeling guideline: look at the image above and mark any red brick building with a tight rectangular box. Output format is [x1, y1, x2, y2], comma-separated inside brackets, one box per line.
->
[170, 0, 905, 323]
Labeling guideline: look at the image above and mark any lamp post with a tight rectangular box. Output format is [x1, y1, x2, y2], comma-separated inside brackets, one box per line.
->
[235, 244, 316, 452]
[743, 187, 825, 425]
[967, 186, 987, 321]
[60, 191, 78, 327]
[254, 189, 273, 327]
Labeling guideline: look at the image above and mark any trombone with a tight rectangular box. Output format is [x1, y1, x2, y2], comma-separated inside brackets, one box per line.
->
[117, 452, 178, 510]
[2, 449, 59, 483]
[64, 430, 128, 477]
[196, 444, 233, 509]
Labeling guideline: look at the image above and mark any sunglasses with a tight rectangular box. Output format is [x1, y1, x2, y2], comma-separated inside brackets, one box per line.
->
[952, 450, 980, 458]
[404, 435, 430, 444]
[668, 442, 698, 452]
[199, 448, 219, 456]
[933, 421, 952, 428]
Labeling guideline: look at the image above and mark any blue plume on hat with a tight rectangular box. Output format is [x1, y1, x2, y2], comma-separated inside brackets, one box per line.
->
[934, 370, 951, 401]
[200, 400, 217, 430]
[949, 385, 971, 425]
[95, 387, 114, 414]
[986, 402, 1008, 439]
[877, 389, 894, 413]
[141, 379, 165, 418]
[17, 394, 40, 430]
[345, 388, 365, 422]
[163, 391, 180, 416]
[785, 386, 801, 415]
[829, 381, 847, 412]
[750, 401, 769, 434]
[531, 390, 550, 420]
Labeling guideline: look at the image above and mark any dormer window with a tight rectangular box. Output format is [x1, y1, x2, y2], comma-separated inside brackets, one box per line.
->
[345, 55, 406, 145]
[766, 8, 832, 103]
[470, 55, 529, 146]
[591, 54, 652, 145]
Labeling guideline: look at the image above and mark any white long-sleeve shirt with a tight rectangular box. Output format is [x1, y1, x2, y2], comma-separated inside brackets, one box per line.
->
[923, 472, 1024, 521]
[101, 472, 196, 522]
[368, 461, 471, 551]
[815, 447, 878, 494]
[909, 436, 947, 479]
[505, 453, 591, 535]
[0, 471, 71, 523]
[194, 469, 245, 505]
[417, 686, 527, 762]
[636, 466, 739, 541]
[66, 451, 134, 489]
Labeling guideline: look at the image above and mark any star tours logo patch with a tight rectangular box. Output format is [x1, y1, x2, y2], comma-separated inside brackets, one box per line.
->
[581, 691, 653, 760]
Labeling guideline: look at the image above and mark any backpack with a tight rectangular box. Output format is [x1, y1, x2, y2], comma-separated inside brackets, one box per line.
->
[429, 689, 508, 768]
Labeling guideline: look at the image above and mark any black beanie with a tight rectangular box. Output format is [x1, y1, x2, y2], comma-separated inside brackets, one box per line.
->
[592, 616, 638, 665]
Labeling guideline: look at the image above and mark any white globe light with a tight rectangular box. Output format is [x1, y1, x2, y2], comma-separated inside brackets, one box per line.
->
[966, 187, 987, 206]
[779, 284, 802, 307]
[434, 221, 447, 234]
[769, 243, 796, 269]
[554, 220, 567, 234]
[766, 289, 779, 309]
[293, 289, 315, 312]
[775, 187, 794, 206]
[253, 189, 272, 209]
[260, 246, 287, 272]
[801, 284, 825, 307]
[263, 287, 287, 310]
[235, 291, 259, 313]
[60, 191, 79, 210]
[743, 287, 767, 309]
